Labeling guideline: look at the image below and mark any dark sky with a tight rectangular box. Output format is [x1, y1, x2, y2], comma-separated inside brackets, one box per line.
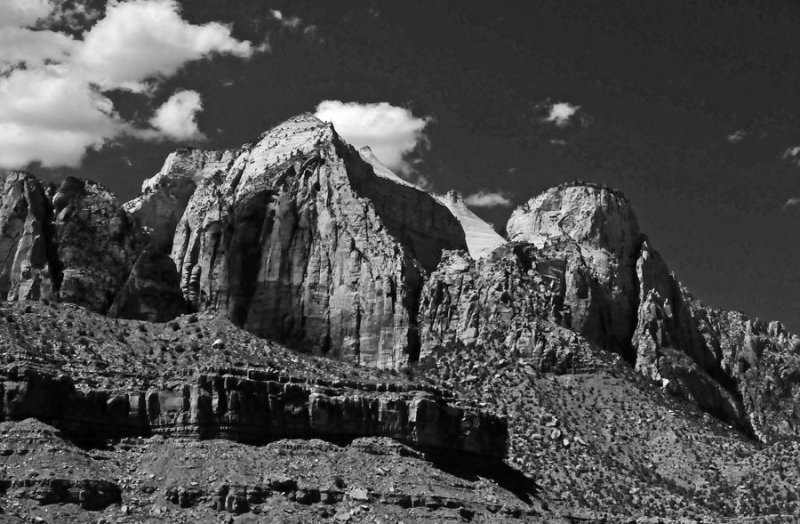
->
[38, 0, 800, 332]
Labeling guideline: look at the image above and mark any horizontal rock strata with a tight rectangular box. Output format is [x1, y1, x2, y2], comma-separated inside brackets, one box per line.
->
[0, 366, 507, 461]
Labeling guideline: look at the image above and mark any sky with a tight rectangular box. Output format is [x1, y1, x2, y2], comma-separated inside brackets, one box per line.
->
[2, 0, 800, 332]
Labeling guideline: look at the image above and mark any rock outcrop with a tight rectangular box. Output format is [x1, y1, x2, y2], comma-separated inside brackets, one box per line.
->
[51, 177, 138, 313]
[418, 247, 597, 373]
[419, 181, 800, 441]
[507, 182, 643, 360]
[0, 419, 121, 510]
[0, 366, 507, 462]
[434, 191, 507, 259]
[124, 148, 237, 253]
[0, 171, 54, 302]
[168, 114, 466, 368]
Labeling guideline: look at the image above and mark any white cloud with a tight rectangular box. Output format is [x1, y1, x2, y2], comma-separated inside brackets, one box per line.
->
[464, 190, 513, 208]
[0, 0, 265, 169]
[270, 9, 302, 29]
[783, 146, 800, 166]
[726, 130, 747, 144]
[784, 197, 800, 209]
[76, 0, 256, 91]
[0, 0, 55, 28]
[544, 102, 580, 127]
[149, 90, 205, 141]
[314, 100, 430, 174]
[0, 26, 77, 70]
[0, 69, 125, 168]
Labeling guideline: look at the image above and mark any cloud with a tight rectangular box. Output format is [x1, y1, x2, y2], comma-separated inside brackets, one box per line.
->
[784, 197, 800, 210]
[76, 0, 257, 91]
[0, 68, 125, 168]
[149, 90, 205, 141]
[783, 146, 800, 167]
[0, 0, 265, 169]
[270, 9, 302, 29]
[464, 190, 513, 208]
[726, 130, 747, 144]
[0, 0, 55, 28]
[544, 102, 580, 127]
[314, 100, 430, 175]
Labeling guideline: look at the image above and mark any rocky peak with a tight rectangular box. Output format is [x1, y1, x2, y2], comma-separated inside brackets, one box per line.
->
[433, 190, 506, 259]
[507, 181, 642, 260]
[358, 146, 420, 188]
[160, 113, 467, 368]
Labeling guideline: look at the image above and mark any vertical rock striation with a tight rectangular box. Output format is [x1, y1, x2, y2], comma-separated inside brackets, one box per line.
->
[433, 191, 507, 259]
[0, 171, 55, 302]
[506, 182, 643, 360]
[168, 114, 467, 368]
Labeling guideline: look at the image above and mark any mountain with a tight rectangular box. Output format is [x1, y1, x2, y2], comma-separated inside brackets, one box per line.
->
[1, 114, 800, 522]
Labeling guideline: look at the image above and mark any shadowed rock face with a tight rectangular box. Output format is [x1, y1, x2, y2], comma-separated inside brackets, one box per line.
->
[109, 251, 186, 322]
[167, 114, 466, 368]
[52, 177, 138, 313]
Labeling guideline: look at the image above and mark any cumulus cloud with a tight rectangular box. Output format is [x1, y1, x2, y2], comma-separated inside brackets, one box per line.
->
[784, 197, 800, 210]
[544, 102, 580, 127]
[464, 190, 513, 208]
[0, 0, 55, 28]
[314, 100, 431, 175]
[149, 90, 205, 141]
[0, 68, 125, 168]
[76, 0, 257, 91]
[0, 0, 265, 169]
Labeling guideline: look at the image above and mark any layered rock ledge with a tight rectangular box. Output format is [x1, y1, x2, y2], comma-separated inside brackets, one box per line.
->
[0, 366, 507, 462]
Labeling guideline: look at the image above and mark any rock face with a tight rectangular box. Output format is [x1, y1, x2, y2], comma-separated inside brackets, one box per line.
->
[51, 177, 138, 313]
[108, 250, 186, 322]
[419, 181, 800, 440]
[418, 247, 597, 374]
[0, 171, 54, 302]
[168, 114, 466, 368]
[434, 191, 507, 259]
[507, 182, 643, 360]
[124, 147, 237, 253]
[0, 366, 507, 461]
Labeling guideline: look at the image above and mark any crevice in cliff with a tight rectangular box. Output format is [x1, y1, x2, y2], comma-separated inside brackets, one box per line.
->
[403, 258, 423, 365]
[42, 183, 64, 296]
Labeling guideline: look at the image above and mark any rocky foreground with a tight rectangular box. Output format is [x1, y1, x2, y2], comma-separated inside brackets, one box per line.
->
[2, 114, 800, 522]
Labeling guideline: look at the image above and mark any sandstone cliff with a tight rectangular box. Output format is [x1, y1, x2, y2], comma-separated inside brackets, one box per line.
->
[419, 181, 800, 441]
[164, 114, 466, 368]
[0, 171, 54, 302]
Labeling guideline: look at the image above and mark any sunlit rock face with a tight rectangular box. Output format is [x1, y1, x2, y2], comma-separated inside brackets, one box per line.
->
[166, 114, 467, 368]
[434, 190, 506, 259]
[0, 171, 54, 302]
[507, 182, 643, 360]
